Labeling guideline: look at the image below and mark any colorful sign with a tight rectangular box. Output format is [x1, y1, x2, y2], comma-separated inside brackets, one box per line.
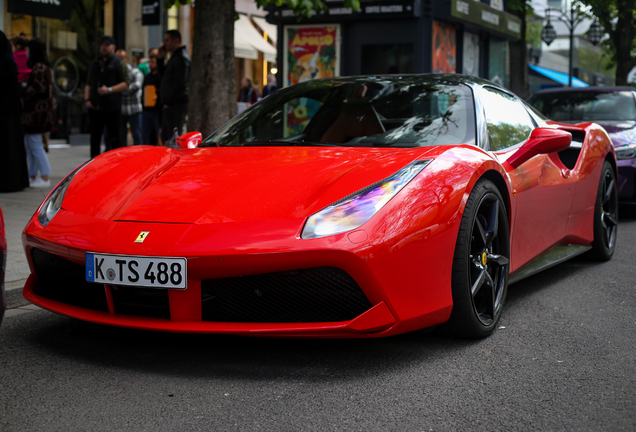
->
[284, 25, 340, 87]
[283, 25, 340, 136]
[432, 21, 456, 74]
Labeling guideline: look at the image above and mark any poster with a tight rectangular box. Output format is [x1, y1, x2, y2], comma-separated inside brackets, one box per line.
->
[432, 21, 456, 74]
[462, 32, 480, 77]
[283, 25, 340, 136]
[284, 25, 340, 87]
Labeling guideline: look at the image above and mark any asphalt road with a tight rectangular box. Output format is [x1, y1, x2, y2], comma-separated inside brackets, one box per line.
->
[1, 213, 635, 431]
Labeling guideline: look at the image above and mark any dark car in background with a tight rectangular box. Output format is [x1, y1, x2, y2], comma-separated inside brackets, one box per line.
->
[528, 87, 636, 202]
[1, 207, 6, 326]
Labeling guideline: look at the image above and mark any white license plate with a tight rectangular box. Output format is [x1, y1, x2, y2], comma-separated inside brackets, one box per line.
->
[86, 253, 187, 289]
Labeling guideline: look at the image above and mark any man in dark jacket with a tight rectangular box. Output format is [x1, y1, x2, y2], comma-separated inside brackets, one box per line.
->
[156, 30, 190, 143]
[84, 36, 130, 157]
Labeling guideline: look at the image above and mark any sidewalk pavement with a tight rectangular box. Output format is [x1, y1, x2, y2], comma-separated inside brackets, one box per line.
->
[1, 144, 93, 308]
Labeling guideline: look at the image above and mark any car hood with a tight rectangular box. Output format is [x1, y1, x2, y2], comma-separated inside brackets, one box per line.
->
[62, 146, 437, 224]
[592, 121, 636, 147]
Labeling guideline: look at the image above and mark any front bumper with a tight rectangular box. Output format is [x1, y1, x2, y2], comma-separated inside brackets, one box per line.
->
[22, 209, 456, 338]
[617, 160, 636, 202]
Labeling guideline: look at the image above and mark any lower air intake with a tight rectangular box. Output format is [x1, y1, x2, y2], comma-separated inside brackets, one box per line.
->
[201, 267, 372, 323]
[31, 248, 108, 312]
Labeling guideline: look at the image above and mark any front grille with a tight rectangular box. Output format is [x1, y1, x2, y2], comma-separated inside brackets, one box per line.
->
[110, 285, 170, 319]
[201, 267, 372, 323]
[31, 249, 170, 319]
[31, 248, 108, 312]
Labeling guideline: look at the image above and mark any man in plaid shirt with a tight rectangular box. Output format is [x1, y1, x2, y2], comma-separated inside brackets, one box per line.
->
[116, 50, 143, 145]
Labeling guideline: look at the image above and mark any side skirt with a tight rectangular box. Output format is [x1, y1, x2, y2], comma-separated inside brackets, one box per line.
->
[509, 244, 592, 285]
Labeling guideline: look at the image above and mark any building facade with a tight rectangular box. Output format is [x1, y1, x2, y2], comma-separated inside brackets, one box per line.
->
[267, 0, 522, 89]
[1, 0, 277, 141]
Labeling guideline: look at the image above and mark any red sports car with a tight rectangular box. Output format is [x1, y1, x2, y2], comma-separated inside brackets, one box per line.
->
[22, 75, 617, 338]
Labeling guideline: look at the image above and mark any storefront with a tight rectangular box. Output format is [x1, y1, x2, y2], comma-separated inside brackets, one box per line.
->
[3, 0, 124, 139]
[267, 0, 522, 89]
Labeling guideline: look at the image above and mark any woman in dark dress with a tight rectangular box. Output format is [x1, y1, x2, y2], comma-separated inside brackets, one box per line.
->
[21, 38, 54, 188]
[0, 30, 29, 192]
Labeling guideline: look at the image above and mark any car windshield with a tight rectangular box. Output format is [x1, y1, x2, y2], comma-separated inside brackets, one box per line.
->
[202, 78, 476, 148]
[528, 91, 636, 122]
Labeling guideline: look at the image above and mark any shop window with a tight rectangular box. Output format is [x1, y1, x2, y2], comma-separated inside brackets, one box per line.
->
[361, 44, 413, 74]
[168, 5, 179, 31]
[489, 38, 508, 88]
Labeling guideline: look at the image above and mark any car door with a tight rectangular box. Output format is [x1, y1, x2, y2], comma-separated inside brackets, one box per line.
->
[481, 87, 575, 273]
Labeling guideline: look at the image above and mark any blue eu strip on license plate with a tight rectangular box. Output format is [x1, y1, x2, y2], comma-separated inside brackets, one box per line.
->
[85, 253, 187, 289]
[86, 253, 95, 282]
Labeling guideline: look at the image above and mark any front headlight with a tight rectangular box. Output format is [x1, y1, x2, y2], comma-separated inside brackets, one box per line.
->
[615, 143, 636, 160]
[301, 159, 432, 239]
[37, 160, 93, 227]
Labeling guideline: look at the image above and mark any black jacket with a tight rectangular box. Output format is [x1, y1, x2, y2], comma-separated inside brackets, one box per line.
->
[88, 54, 128, 112]
[158, 46, 190, 107]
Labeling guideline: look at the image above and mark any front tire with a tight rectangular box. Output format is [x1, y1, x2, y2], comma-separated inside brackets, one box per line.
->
[590, 161, 618, 261]
[443, 179, 510, 338]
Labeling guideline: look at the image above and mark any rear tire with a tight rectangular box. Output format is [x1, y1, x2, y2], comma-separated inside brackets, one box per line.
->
[443, 179, 510, 339]
[590, 161, 618, 261]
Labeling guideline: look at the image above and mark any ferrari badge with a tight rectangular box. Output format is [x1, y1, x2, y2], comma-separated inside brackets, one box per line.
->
[135, 231, 150, 243]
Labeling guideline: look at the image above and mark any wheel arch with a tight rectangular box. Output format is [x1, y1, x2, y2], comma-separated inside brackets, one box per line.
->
[605, 152, 618, 179]
[479, 169, 512, 228]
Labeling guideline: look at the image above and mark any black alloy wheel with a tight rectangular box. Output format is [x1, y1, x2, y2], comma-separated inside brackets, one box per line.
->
[444, 179, 510, 338]
[591, 161, 618, 261]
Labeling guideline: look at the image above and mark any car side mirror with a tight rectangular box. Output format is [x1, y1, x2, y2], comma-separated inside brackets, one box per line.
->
[504, 127, 572, 170]
[175, 132, 202, 149]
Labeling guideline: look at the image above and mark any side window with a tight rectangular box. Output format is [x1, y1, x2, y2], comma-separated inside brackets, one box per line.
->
[482, 87, 535, 151]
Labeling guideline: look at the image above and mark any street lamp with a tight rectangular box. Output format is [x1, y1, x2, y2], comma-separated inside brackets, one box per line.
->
[540, 5, 603, 87]
[587, 19, 603, 46]
[541, 19, 557, 46]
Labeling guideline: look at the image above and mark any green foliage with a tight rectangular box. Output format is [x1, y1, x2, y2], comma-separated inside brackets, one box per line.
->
[165, 0, 191, 8]
[576, 0, 636, 76]
[255, 0, 360, 19]
[579, 47, 614, 73]
[507, 0, 534, 16]
[526, 21, 542, 49]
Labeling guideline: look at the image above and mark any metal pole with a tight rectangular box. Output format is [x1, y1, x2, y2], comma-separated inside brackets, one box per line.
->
[568, 5, 574, 87]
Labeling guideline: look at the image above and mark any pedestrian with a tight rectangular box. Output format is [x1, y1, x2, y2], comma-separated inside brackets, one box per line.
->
[10, 36, 31, 84]
[156, 30, 190, 143]
[137, 48, 159, 77]
[261, 73, 278, 98]
[142, 54, 161, 145]
[84, 36, 130, 158]
[0, 30, 29, 192]
[238, 77, 259, 105]
[116, 49, 143, 146]
[20, 38, 55, 187]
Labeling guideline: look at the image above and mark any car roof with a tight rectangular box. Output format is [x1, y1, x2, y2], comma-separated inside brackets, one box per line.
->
[308, 74, 504, 90]
[532, 86, 636, 95]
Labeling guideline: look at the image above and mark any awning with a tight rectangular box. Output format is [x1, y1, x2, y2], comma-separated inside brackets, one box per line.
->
[252, 16, 277, 44]
[234, 27, 258, 60]
[235, 14, 277, 63]
[529, 64, 589, 88]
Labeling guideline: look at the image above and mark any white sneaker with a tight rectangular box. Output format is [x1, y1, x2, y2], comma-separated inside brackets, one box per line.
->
[30, 178, 51, 188]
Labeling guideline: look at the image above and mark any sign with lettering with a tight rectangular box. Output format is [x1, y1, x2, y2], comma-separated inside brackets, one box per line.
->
[451, 0, 521, 40]
[142, 0, 161, 26]
[271, 1, 418, 22]
[8, 0, 72, 20]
